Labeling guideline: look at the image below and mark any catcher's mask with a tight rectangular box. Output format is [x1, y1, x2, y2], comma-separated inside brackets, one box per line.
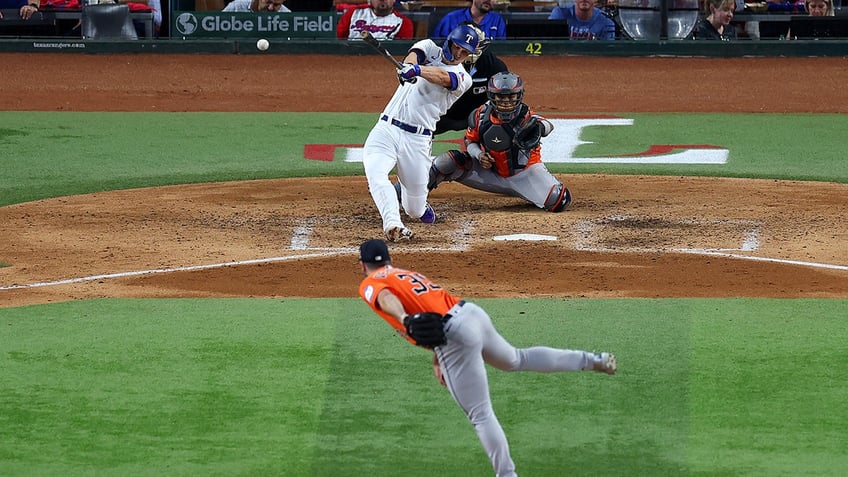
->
[487, 72, 524, 121]
[442, 24, 480, 63]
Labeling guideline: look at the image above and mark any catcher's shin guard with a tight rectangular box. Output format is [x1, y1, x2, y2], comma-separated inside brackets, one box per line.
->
[544, 183, 572, 212]
[429, 150, 471, 190]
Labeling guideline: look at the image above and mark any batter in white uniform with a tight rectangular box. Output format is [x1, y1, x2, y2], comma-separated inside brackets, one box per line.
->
[362, 24, 478, 242]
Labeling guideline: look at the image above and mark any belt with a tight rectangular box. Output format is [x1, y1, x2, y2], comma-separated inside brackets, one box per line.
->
[443, 300, 466, 323]
[381, 115, 432, 136]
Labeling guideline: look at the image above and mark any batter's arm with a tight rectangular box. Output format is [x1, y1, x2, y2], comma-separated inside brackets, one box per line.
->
[417, 67, 455, 88]
[376, 288, 408, 327]
[400, 52, 463, 89]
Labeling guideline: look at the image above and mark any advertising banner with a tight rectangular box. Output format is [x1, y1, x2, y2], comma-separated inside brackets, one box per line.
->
[171, 11, 336, 38]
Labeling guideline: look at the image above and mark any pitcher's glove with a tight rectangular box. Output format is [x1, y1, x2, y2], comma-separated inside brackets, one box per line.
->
[403, 312, 447, 348]
[513, 117, 543, 150]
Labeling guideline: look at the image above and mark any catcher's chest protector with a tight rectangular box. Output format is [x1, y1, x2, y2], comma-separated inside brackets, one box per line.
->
[479, 104, 532, 174]
[482, 124, 514, 152]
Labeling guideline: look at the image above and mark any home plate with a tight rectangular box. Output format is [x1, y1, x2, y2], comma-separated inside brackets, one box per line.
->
[493, 234, 558, 241]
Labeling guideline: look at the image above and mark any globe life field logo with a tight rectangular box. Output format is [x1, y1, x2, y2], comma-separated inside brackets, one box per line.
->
[175, 13, 198, 36]
[175, 12, 334, 37]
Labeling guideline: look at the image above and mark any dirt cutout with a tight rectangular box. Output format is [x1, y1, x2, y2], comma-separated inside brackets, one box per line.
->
[1, 54, 847, 307]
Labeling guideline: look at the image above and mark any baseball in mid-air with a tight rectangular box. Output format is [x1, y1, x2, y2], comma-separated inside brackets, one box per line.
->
[256, 39, 270, 51]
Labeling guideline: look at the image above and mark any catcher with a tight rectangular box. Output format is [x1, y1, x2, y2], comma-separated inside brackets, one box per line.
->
[428, 71, 572, 212]
[358, 239, 617, 477]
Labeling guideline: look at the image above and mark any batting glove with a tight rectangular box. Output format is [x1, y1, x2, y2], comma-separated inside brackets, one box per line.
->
[397, 63, 421, 80]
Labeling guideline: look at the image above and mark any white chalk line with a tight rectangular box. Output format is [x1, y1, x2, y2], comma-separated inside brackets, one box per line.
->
[575, 246, 848, 271]
[0, 219, 475, 292]
[574, 217, 846, 271]
[290, 217, 316, 250]
[681, 249, 848, 270]
[2, 217, 844, 292]
[0, 250, 354, 291]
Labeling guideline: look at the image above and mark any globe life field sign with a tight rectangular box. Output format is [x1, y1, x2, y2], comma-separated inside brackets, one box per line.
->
[172, 12, 336, 38]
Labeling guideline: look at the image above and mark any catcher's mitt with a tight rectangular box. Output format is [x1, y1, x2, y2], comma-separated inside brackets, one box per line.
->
[512, 117, 542, 150]
[403, 312, 447, 348]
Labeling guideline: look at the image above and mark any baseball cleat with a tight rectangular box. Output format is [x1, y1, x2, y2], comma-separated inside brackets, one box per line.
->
[385, 226, 414, 242]
[561, 188, 573, 211]
[593, 352, 616, 375]
[420, 203, 436, 224]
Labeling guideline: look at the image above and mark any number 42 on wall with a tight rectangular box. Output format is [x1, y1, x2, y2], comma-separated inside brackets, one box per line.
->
[525, 42, 543, 55]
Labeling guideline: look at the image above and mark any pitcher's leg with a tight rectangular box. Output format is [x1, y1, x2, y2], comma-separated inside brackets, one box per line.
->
[438, 319, 517, 477]
[470, 302, 595, 372]
[487, 345, 595, 372]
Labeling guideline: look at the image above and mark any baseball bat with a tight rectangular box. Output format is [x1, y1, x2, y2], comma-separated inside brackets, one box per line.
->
[360, 31, 404, 69]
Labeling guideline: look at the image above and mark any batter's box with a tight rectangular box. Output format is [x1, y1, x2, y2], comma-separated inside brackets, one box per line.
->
[574, 216, 761, 253]
[286, 217, 475, 253]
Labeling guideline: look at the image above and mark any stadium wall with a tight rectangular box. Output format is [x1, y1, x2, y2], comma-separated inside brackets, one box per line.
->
[2, 38, 848, 56]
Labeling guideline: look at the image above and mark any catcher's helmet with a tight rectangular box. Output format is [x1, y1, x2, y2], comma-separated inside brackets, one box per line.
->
[487, 72, 525, 121]
[442, 24, 480, 63]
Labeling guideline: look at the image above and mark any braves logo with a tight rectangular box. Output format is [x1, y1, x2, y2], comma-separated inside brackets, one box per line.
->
[353, 20, 400, 35]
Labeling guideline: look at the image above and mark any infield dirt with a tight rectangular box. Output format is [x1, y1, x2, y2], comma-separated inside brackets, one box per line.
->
[2, 54, 847, 307]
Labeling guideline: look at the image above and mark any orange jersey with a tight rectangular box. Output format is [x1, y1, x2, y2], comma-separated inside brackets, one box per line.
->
[359, 265, 461, 343]
[465, 103, 544, 178]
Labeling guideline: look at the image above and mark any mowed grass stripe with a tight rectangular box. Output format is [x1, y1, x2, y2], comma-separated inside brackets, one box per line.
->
[3, 112, 848, 206]
[0, 299, 336, 476]
[5, 298, 845, 475]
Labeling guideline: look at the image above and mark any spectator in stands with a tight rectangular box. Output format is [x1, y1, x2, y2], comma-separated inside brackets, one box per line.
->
[549, 0, 616, 40]
[804, 0, 835, 15]
[223, 0, 290, 12]
[436, 22, 508, 134]
[687, 0, 737, 40]
[433, 0, 506, 40]
[0, 0, 40, 20]
[337, 0, 413, 40]
[784, 0, 835, 39]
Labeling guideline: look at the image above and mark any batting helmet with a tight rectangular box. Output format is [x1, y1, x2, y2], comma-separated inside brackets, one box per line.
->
[487, 72, 525, 121]
[442, 24, 481, 63]
[458, 22, 490, 65]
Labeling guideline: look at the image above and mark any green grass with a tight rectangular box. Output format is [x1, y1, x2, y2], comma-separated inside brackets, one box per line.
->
[2, 112, 847, 206]
[0, 112, 372, 206]
[2, 111, 847, 475]
[2, 298, 846, 476]
[571, 113, 848, 181]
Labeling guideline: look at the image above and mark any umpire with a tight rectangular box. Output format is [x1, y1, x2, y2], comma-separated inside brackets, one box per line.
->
[434, 23, 508, 135]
